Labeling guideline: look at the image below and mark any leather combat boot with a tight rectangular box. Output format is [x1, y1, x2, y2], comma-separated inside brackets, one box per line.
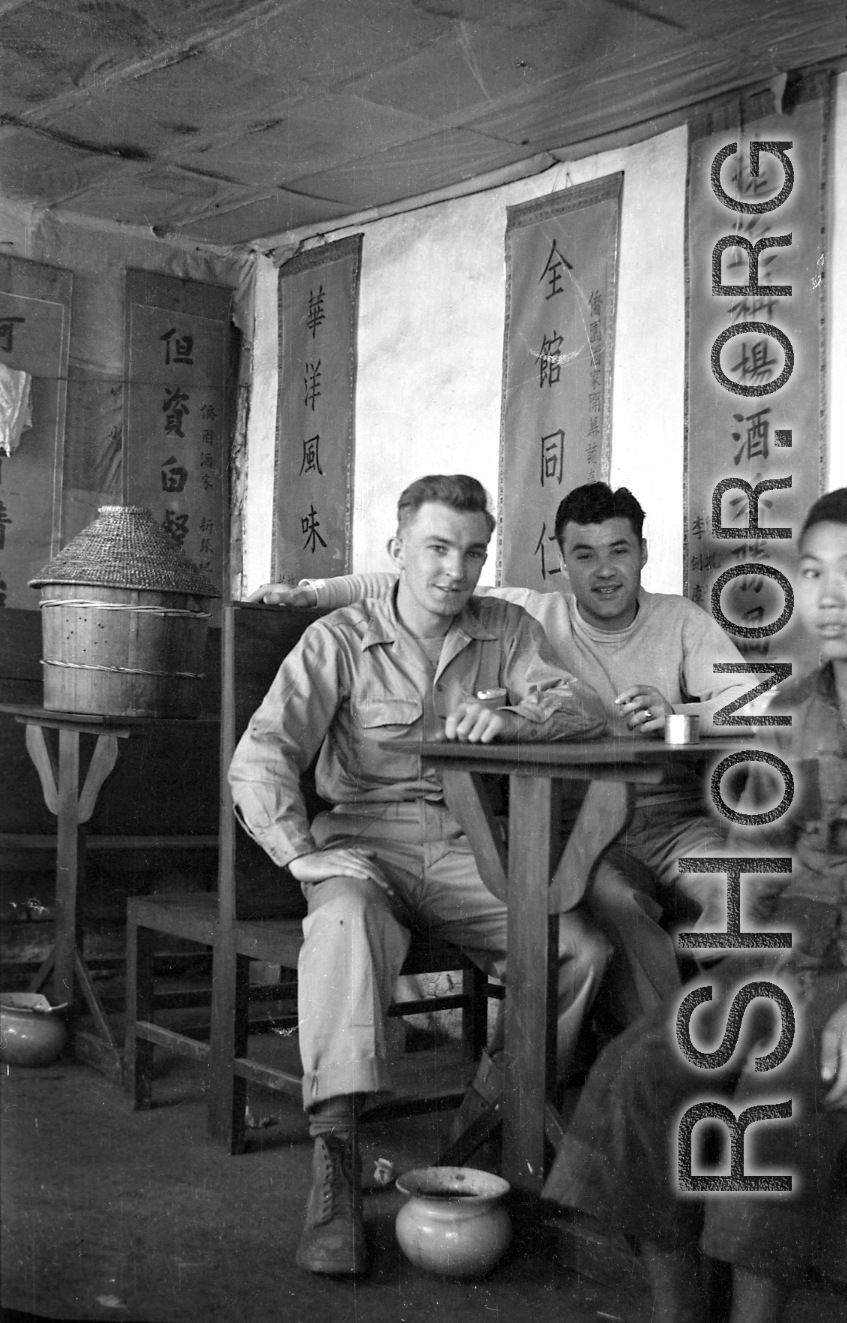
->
[295, 1133, 368, 1276]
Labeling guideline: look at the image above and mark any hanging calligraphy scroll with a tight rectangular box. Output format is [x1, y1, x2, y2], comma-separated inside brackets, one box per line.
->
[498, 175, 621, 590]
[273, 235, 361, 583]
[124, 271, 232, 609]
[684, 76, 828, 662]
[0, 256, 72, 611]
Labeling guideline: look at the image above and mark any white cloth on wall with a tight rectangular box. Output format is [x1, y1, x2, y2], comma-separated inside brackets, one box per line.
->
[0, 362, 32, 456]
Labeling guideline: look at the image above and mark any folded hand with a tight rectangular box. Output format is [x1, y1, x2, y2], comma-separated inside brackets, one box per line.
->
[287, 847, 396, 899]
[443, 700, 519, 744]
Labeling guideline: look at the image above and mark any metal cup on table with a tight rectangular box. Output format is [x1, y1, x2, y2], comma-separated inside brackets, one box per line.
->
[664, 713, 700, 745]
[475, 688, 507, 710]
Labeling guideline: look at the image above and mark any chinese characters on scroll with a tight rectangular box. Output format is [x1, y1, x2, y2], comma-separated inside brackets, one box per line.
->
[499, 175, 622, 590]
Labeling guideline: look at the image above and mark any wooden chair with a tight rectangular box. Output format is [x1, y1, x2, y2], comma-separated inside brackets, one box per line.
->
[125, 601, 493, 1153]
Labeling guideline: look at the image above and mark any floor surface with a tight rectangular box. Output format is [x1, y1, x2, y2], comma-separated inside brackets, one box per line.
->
[2, 1042, 845, 1323]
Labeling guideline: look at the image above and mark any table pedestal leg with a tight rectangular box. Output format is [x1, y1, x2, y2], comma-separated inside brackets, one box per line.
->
[27, 950, 55, 995]
[54, 728, 81, 1005]
[502, 774, 559, 1194]
[549, 779, 633, 913]
[20, 721, 123, 1070]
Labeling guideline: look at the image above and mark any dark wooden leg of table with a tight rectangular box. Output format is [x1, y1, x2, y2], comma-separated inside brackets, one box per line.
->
[21, 720, 123, 1066]
[428, 768, 504, 1165]
[125, 906, 155, 1110]
[208, 940, 250, 1155]
[54, 727, 82, 1006]
[439, 769, 508, 902]
[502, 774, 559, 1194]
[461, 965, 490, 1058]
[27, 950, 55, 995]
[548, 779, 633, 914]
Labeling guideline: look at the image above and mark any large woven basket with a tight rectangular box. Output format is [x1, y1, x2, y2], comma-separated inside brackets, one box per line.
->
[30, 506, 219, 718]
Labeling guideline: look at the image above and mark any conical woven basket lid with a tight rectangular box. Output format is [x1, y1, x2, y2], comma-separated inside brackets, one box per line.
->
[30, 505, 220, 598]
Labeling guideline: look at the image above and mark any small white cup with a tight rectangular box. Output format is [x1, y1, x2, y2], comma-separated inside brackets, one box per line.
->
[664, 714, 700, 745]
[475, 688, 507, 710]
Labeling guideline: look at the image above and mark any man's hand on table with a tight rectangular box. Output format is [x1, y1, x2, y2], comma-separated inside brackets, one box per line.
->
[247, 583, 318, 607]
[287, 847, 397, 899]
[615, 684, 673, 733]
[442, 700, 522, 744]
[821, 1001, 847, 1109]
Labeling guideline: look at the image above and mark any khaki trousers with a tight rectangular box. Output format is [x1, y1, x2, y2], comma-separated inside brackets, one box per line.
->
[298, 800, 612, 1109]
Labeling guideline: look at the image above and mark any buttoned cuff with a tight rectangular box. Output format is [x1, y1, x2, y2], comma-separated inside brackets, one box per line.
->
[233, 803, 316, 869]
[264, 831, 318, 869]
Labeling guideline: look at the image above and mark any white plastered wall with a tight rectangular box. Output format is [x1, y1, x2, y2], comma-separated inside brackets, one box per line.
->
[244, 71, 847, 595]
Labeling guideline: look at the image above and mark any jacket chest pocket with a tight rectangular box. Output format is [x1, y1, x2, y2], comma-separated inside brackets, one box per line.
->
[352, 695, 423, 738]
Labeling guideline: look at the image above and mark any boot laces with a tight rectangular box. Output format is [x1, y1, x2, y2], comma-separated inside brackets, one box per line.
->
[318, 1138, 354, 1224]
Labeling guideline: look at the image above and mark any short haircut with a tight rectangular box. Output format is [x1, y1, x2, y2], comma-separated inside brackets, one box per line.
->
[799, 488, 847, 547]
[396, 474, 496, 537]
[554, 481, 645, 547]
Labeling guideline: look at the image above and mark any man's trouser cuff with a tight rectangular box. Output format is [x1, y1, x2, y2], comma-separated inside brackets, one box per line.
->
[303, 1057, 395, 1111]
